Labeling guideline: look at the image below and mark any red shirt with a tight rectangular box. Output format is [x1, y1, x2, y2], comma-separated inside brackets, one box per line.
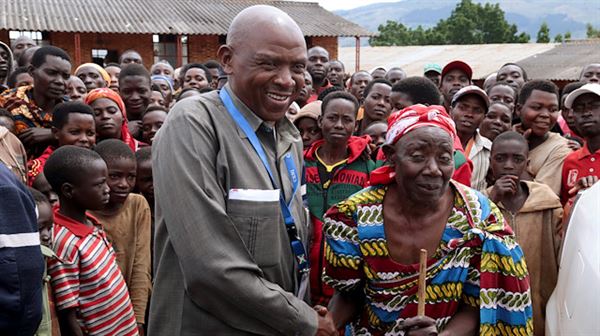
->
[561, 144, 600, 204]
[48, 209, 138, 335]
[306, 79, 333, 104]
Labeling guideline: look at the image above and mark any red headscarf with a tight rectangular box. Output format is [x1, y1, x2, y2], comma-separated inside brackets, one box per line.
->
[370, 104, 459, 185]
[85, 88, 143, 152]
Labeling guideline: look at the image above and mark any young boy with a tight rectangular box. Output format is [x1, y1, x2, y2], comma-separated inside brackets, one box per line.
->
[304, 91, 375, 306]
[515, 80, 572, 195]
[561, 83, 600, 205]
[363, 121, 387, 159]
[118, 64, 152, 139]
[486, 131, 562, 336]
[89, 139, 151, 332]
[292, 101, 322, 150]
[558, 81, 585, 149]
[479, 101, 513, 141]
[27, 102, 96, 187]
[389, 76, 442, 112]
[44, 146, 138, 335]
[135, 146, 154, 220]
[141, 106, 167, 144]
[450, 85, 491, 190]
[29, 187, 62, 336]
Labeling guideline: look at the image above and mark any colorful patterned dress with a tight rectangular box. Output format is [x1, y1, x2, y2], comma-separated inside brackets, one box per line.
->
[323, 180, 533, 335]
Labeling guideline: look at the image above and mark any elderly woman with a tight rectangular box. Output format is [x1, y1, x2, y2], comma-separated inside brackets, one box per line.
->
[323, 104, 533, 335]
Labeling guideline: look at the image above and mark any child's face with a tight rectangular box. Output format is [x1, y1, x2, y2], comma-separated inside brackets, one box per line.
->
[37, 201, 53, 248]
[490, 139, 528, 180]
[488, 85, 516, 111]
[71, 159, 110, 211]
[148, 90, 165, 108]
[91, 97, 124, 140]
[390, 91, 413, 113]
[572, 93, 600, 138]
[319, 99, 356, 146]
[364, 122, 387, 148]
[106, 157, 137, 205]
[363, 83, 392, 122]
[136, 159, 154, 204]
[518, 89, 559, 137]
[479, 104, 512, 141]
[54, 112, 96, 149]
[142, 110, 166, 144]
[451, 95, 486, 138]
[296, 117, 322, 149]
[32, 173, 59, 206]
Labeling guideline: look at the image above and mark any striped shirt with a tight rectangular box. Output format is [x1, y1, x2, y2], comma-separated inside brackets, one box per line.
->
[48, 209, 138, 336]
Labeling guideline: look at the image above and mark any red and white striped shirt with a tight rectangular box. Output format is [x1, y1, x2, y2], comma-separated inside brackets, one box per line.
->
[48, 209, 138, 335]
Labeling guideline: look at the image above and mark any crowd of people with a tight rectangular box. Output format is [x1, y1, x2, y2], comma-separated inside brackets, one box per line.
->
[1, 4, 600, 336]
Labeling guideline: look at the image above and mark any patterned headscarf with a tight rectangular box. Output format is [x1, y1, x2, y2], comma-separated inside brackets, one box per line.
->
[85, 88, 142, 152]
[75, 63, 111, 85]
[151, 75, 174, 92]
[370, 104, 458, 185]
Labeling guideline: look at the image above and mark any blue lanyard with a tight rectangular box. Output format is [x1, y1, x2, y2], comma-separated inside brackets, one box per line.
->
[220, 89, 309, 273]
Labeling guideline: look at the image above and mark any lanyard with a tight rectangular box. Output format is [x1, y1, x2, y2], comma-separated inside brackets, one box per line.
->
[220, 89, 309, 274]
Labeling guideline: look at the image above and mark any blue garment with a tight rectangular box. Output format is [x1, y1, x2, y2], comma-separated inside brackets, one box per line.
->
[0, 162, 44, 335]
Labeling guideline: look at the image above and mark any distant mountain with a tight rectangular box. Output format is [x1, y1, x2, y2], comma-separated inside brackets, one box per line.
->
[335, 0, 598, 46]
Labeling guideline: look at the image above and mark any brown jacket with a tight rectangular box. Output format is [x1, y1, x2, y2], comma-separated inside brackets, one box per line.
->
[0, 126, 27, 184]
[486, 180, 562, 336]
[90, 193, 152, 325]
[527, 131, 572, 196]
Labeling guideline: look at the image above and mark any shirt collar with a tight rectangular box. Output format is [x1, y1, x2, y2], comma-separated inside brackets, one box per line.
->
[223, 84, 264, 133]
[53, 208, 101, 238]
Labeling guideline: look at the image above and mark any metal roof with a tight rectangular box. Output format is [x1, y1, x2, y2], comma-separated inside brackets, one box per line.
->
[339, 43, 558, 80]
[1, 0, 374, 37]
[517, 40, 600, 81]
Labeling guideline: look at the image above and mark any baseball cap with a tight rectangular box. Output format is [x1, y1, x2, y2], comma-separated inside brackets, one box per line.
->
[424, 63, 442, 74]
[564, 83, 600, 109]
[292, 101, 322, 124]
[451, 85, 489, 110]
[441, 60, 473, 81]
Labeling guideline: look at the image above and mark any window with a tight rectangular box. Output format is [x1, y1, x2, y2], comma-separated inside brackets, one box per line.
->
[91, 49, 108, 65]
[9, 30, 48, 46]
[153, 34, 187, 67]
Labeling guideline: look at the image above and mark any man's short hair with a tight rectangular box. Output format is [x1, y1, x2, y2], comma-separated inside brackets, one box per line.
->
[180, 63, 213, 84]
[119, 50, 142, 63]
[350, 70, 370, 85]
[499, 63, 529, 81]
[363, 78, 392, 99]
[31, 46, 71, 68]
[6, 66, 29, 88]
[95, 139, 135, 163]
[517, 80, 559, 106]
[392, 77, 442, 106]
[51, 102, 94, 129]
[486, 82, 518, 97]
[119, 64, 150, 84]
[28, 187, 49, 204]
[105, 62, 121, 69]
[44, 146, 103, 193]
[561, 81, 586, 108]
[492, 131, 528, 152]
[135, 146, 152, 163]
[321, 91, 360, 116]
[317, 86, 343, 101]
[204, 60, 223, 73]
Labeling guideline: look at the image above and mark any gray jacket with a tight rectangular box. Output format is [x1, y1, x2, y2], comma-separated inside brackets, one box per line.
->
[148, 86, 317, 335]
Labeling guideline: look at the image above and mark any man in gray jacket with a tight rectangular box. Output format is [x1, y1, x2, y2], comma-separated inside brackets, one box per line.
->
[148, 5, 336, 336]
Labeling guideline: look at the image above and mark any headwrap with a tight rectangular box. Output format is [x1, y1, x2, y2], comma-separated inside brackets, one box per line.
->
[151, 75, 174, 92]
[370, 104, 458, 185]
[85, 88, 142, 152]
[75, 63, 111, 85]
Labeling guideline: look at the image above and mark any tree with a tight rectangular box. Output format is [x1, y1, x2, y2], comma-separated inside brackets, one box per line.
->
[371, 0, 529, 46]
[587, 24, 600, 38]
[537, 22, 550, 43]
[564, 31, 572, 41]
[554, 34, 563, 42]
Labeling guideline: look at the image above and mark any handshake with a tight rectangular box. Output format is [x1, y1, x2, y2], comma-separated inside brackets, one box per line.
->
[314, 305, 338, 336]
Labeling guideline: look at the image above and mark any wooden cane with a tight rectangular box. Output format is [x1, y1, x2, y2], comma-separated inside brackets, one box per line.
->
[417, 249, 428, 316]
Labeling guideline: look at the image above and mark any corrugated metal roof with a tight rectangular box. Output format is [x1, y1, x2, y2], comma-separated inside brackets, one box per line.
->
[339, 43, 558, 80]
[517, 40, 600, 81]
[1, 0, 374, 37]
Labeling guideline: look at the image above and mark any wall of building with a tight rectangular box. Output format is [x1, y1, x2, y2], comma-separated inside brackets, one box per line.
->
[188, 35, 221, 63]
[307, 36, 339, 60]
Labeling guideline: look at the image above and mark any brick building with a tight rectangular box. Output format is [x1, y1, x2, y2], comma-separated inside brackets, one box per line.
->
[1, 0, 373, 68]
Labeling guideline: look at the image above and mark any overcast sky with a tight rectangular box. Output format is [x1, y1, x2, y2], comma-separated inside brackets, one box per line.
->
[297, 0, 400, 11]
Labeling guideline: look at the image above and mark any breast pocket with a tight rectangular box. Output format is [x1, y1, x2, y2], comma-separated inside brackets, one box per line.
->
[227, 189, 283, 267]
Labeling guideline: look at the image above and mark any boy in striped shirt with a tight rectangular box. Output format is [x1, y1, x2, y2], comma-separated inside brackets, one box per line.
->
[43, 146, 138, 336]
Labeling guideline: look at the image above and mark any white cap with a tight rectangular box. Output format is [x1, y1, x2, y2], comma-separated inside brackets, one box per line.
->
[565, 83, 600, 109]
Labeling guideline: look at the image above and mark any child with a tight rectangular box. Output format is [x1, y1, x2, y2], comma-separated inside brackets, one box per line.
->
[292, 101, 322, 150]
[148, 85, 166, 108]
[89, 139, 151, 331]
[135, 146, 154, 221]
[44, 146, 138, 335]
[29, 187, 61, 336]
[363, 120, 387, 159]
[28, 101, 96, 186]
[304, 91, 375, 306]
[561, 83, 600, 205]
[450, 85, 491, 190]
[479, 101, 513, 141]
[389, 76, 442, 112]
[558, 81, 585, 150]
[141, 106, 167, 144]
[515, 80, 572, 195]
[486, 131, 562, 336]
[356, 78, 392, 135]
